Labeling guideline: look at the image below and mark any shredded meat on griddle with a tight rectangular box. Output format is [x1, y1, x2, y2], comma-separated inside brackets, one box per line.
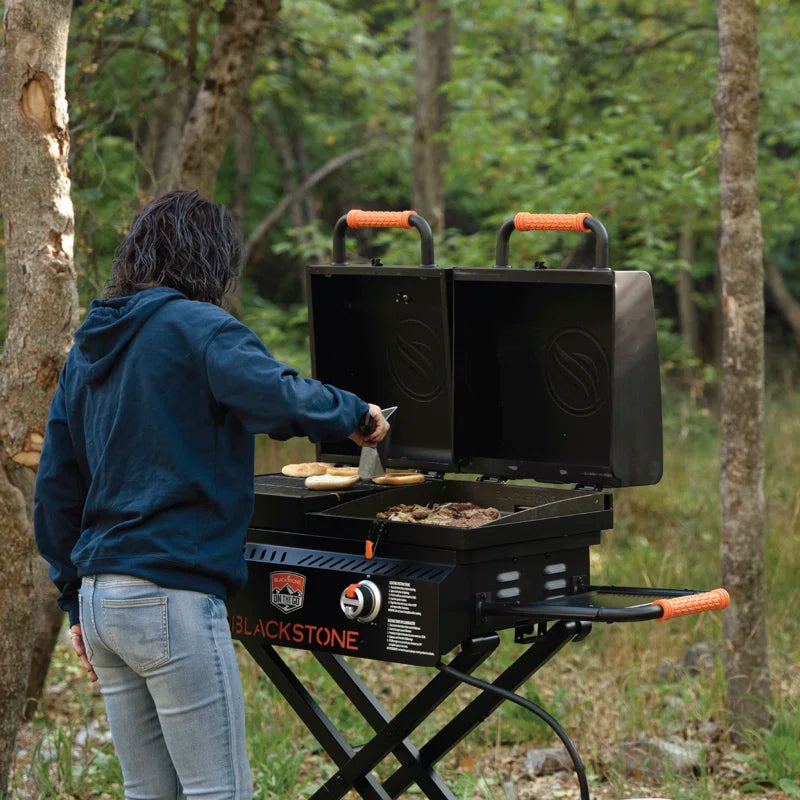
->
[376, 501, 500, 528]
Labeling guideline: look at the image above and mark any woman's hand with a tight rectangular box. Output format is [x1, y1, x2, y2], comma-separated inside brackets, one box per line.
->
[70, 624, 98, 683]
[348, 404, 390, 447]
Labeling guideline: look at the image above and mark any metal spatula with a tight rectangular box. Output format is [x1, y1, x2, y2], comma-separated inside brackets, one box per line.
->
[358, 406, 397, 480]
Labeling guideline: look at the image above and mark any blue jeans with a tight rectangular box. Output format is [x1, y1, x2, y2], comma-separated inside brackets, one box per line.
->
[79, 574, 253, 800]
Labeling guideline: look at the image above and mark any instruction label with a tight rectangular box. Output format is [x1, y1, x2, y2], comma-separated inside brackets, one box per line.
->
[386, 580, 433, 656]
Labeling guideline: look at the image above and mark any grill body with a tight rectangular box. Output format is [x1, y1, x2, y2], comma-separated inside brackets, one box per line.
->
[229, 476, 606, 666]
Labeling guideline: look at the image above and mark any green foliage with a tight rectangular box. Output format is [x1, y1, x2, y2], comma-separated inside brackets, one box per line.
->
[735, 701, 800, 796]
[238, 282, 311, 374]
[54, 0, 800, 363]
[28, 723, 122, 799]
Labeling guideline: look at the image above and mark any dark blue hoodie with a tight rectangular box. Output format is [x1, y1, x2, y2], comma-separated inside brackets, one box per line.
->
[34, 287, 368, 626]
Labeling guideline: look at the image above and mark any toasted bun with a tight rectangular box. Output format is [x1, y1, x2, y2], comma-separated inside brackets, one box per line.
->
[372, 473, 426, 486]
[326, 466, 359, 477]
[305, 474, 360, 491]
[281, 462, 330, 478]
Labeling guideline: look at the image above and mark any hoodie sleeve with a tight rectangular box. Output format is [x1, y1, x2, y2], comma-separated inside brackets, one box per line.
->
[205, 319, 369, 442]
[33, 368, 87, 627]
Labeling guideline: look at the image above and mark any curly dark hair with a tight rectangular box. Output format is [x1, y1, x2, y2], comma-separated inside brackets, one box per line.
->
[104, 190, 243, 305]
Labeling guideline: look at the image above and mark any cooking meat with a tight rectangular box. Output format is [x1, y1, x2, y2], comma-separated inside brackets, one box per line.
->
[376, 502, 500, 529]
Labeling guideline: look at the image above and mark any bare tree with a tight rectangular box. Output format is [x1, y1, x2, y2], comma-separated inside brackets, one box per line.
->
[412, 0, 451, 233]
[713, 0, 772, 737]
[765, 259, 800, 348]
[676, 226, 702, 361]
[0, 0, 78, 790]
[167, 0, 282, 198]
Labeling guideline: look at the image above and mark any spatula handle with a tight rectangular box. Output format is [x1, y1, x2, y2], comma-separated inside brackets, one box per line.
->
[358, 410, 377, 436]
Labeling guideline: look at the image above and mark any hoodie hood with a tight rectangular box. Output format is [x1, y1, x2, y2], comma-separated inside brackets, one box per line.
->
[74, 287, 187, 384]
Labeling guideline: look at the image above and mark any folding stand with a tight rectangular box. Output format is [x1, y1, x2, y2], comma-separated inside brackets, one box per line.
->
[242, 619, 592, 800]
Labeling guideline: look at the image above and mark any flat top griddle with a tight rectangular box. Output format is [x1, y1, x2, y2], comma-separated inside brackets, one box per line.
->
[251, 474, 393, 533]
[254, 473, 391, 499]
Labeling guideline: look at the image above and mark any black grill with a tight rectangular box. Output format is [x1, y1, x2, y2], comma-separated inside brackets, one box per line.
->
[228, 212, 726, 800]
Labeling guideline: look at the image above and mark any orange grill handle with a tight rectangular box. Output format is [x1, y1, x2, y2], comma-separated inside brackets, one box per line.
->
[332, 210, 436, 267]
[514, 212, 593, 233]
[654, 588, 730, 621]
[495, 212, 609, 269]
[365, 540, 374, 560]
[346, 210, 417, 229]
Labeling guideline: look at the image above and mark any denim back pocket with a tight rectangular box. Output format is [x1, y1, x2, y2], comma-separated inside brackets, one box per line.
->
[101, 596, 170, 671]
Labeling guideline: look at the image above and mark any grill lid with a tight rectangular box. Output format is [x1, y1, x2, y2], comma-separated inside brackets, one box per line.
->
[307, 211, 662, 488]
[309, 265, 455, 471]
[452, 267, 662, 487]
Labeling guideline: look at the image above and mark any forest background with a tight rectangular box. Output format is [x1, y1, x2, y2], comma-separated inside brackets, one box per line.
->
[2, 0, 800, 798]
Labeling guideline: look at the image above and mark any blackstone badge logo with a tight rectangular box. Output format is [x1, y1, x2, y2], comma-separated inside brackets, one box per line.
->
[270, 571, 306, 614]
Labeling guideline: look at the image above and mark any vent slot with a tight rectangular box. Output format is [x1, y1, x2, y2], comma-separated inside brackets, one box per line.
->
[243, 545, 292, 562]
[544, 563, 567, 576]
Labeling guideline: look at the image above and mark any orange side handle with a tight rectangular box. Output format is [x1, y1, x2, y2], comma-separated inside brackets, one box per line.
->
[654, 588, 730, 621]
[514, 212, 593, 233]
[346, 210, 417, 229]
[365, 540, 374, 560]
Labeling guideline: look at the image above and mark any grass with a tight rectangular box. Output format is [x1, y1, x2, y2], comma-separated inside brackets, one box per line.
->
[10, 389, 800, 799]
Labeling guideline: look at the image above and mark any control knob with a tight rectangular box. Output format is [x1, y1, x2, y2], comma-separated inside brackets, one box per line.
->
[340, 580, 381, 623]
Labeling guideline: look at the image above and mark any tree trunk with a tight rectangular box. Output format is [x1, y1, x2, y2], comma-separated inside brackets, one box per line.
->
[263, 104, 306, 299]
[167, 0, 281, 198]
[713, 0, 772, 738]
[139, 66, 193, 195]
[676, 228, 702, 360]
[24, 559, 63, 720]
[231, 104, 255, 229]
[765, 258, 800, 348]
[0, 0, 78, 790]
[412, 0, 452, 233]
[295, 129, 324, 268]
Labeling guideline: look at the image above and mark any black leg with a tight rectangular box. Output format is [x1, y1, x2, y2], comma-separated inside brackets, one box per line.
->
[242, 624, 588, 800]
[308, 635, 500, 800]
[383, 621, 589, 798]
[315, 638, 495, 799]
[242, 641, 393, 800]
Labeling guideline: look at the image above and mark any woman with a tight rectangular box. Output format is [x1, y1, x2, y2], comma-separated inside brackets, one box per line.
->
[34, 190, 389, 800]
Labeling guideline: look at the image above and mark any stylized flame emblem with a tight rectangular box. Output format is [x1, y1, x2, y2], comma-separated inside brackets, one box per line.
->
[387, 318, 446, 402]
[544, 329, 609, 416]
